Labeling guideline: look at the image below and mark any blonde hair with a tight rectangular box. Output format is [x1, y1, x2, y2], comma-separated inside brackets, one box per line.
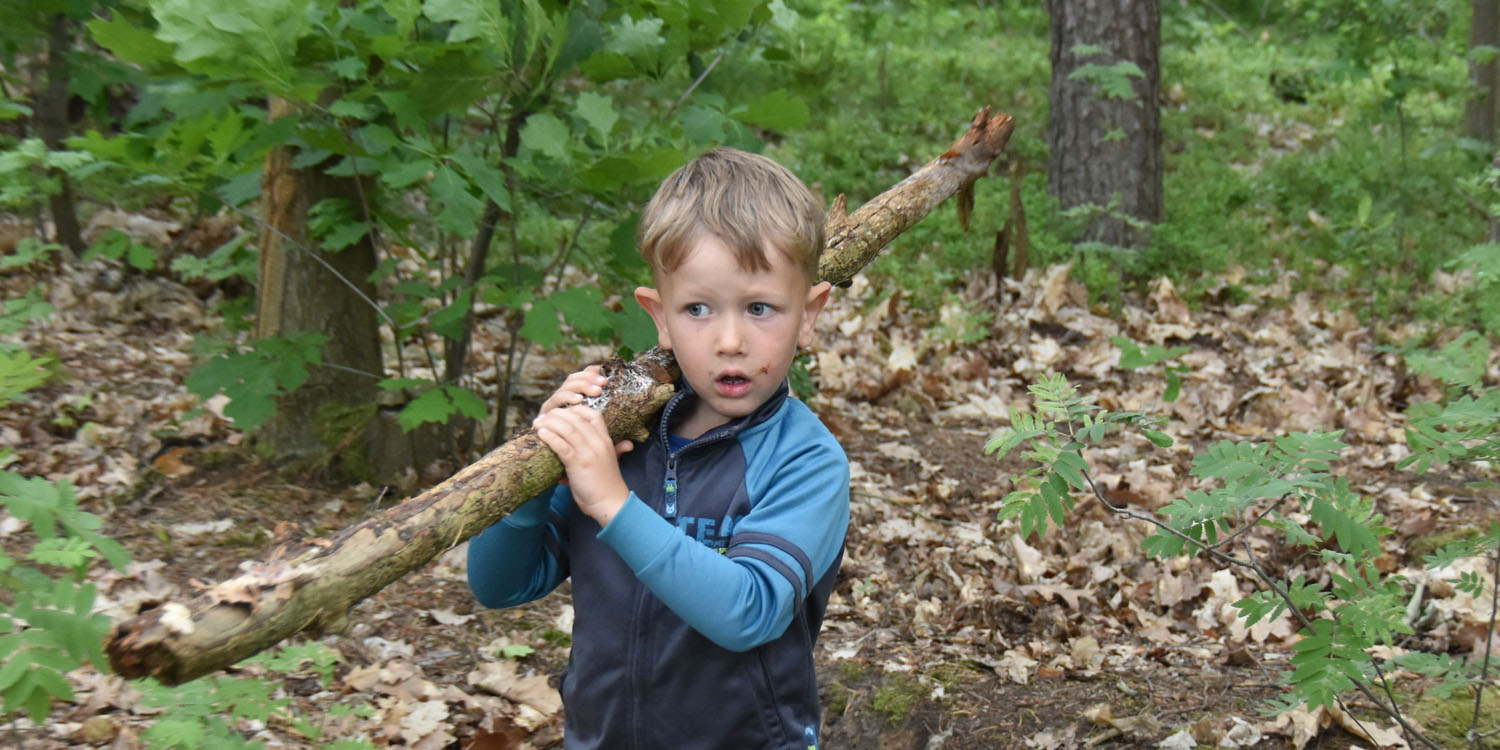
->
[637, 147, 824, 282]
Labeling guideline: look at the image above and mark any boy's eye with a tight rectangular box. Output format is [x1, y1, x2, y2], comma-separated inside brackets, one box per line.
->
[685, 303, 709, 317]
[747, 302, 772, 317]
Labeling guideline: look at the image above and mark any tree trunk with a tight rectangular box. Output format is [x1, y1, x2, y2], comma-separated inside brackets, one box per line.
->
[106, 109, 1015, 685]
[1045, 0, 1162, 249]
[1469, 0, 1500, 145]
[36, 13, 84, 257]
[255, 97, 384, 461]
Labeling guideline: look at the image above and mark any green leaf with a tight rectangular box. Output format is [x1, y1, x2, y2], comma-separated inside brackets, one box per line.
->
[1052, 452, 1089, 491]
[575, 92, 618, 143]
[500, 643, 534, 659]
[86, 16, 175, 65]
[615, 305, 659, 354]
[424, 0, 511, 45]
[1111, 336, 1190, 370]
[380, 157, 434, 190]
[0, 351, 53, 407]
[519, 298, 562, 348]
[678, 105, 728, 145]
[519, 113, 571, 161]
[327, 98, 375, 120]
[446, 386, 488, 420]
[449, 150, 510, 211]
[430, 291, 473, 341]
[551, 287, 612, 339]
[0, 238, 58, 271]
[1163, 370, 1182, 403]
[397, 386, 485, 431]
[149, 0, 315, 92]
[1141, 429, 1173, 447]
[430, 165, 485, 237]
[607, 15, 664, 59]
[580, 51, 636, 82]
[731, 89, 810, 132]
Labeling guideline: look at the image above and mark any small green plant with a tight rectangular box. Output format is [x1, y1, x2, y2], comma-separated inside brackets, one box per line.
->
[0, 474, 130, 724]
[138, 642, 374, 749]
[0, 138, 111, 212]
[1112, 336, 1190, 402]
[0, 350, 52, 407]
[1067, 44, 1146, 101]
[81, 229, 159, 271]
[0, 238, 59, 272]
[984, 362, 1496, 749]
[0, 284, 130, 723]
[184, 331, 326, 430]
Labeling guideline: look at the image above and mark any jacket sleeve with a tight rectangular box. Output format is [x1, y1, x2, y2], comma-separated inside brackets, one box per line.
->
[466, 486, 571, 609]
[597, 438, 849, 651]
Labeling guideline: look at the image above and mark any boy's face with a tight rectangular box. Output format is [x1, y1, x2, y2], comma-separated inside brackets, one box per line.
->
[635, 235, 831, 439]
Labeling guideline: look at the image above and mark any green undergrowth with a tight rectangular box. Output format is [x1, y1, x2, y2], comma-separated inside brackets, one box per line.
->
[1393, 689, 1500, 749]
[743, 1, 1493, 318]
[871, 672, 927, 726]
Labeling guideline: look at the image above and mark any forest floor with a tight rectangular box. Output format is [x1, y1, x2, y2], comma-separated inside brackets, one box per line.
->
[4, 258, 1500, 749]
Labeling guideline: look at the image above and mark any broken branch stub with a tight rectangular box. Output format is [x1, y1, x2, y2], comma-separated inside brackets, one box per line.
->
[105, 109, 1014, 685]
[819, 107, 1015, 286]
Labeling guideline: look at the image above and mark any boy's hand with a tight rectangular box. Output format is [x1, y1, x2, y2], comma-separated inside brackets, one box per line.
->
[540, 365, 609, 415]
[534, 403, 633, 527]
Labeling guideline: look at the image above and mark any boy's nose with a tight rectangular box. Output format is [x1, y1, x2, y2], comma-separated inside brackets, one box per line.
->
[715, 319, 746, 355]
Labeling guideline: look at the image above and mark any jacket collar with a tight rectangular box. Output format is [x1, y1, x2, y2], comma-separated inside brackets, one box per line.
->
[658, 377, 790, 453]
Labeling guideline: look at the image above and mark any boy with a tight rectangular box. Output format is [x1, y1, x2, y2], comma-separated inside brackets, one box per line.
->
[467, 147, 850, 750]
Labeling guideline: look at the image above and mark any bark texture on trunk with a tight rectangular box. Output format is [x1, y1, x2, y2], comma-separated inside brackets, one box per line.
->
[1045, 0, 1162, 249]
[255, 97, 383, 457]
[106, 109, 1015, 685]
[1469, 0, 1500, 145]
[37, 13, 84, 256]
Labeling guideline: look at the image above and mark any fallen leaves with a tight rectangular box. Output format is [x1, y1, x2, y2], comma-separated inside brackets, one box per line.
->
[5, 253, 1498, 748]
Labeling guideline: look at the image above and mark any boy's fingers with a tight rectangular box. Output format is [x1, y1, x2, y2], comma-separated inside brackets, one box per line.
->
[614, 440, 633, 456]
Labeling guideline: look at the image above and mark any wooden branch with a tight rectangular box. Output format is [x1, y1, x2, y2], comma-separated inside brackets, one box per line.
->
[105, 108, 1015, 685]
[819, 107, 1014, 286]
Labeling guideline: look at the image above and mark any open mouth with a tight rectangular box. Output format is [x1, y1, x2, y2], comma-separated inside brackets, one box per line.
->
[714, 373, 752, 397]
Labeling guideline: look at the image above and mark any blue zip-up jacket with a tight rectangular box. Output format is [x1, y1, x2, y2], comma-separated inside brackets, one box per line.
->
[467, 380, 850, 750]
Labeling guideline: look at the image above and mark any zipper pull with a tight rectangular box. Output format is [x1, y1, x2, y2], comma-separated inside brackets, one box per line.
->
[663, 455, 679, 520]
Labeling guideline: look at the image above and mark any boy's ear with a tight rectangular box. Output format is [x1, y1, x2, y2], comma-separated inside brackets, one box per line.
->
[798, 281, 832, 348]
[633, 286, 673, 350]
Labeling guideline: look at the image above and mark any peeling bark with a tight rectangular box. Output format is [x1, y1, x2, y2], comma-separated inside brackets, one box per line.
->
[106, 109, 1015, 685]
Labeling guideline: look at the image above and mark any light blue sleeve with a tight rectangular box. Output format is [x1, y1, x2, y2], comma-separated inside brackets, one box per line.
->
[466, 486, 571, 609]
[597, 436, 849, 652]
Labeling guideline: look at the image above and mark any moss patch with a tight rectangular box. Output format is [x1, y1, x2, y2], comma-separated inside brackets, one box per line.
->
[872, 673, 927, 726]
[1401, 688, 1500, 749]
[311, 401, 377, 480]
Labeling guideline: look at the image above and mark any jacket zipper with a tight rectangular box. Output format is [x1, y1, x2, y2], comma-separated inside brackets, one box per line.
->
[662, 453, 679, 520]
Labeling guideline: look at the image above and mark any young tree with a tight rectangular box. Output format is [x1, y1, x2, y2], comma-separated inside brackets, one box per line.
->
[1468, 0, 1500, 145]
[1045, 0, 1163, 249]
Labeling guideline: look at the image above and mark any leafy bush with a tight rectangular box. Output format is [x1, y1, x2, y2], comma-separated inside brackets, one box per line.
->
[0, 473, 129, 723]
[984, 348, 1497, 748]
[138, 642, 373, 749]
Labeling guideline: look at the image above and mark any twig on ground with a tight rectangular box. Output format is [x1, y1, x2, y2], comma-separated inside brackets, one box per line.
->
[1471, 536, 1500, 748]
